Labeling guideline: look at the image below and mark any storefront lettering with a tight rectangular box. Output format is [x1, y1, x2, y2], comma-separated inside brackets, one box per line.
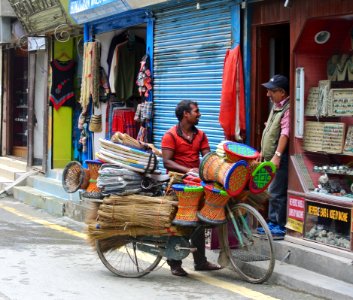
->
[307, 205, 348, 222]
[289, 197, 305, 208]
[288, 208, 304, 219]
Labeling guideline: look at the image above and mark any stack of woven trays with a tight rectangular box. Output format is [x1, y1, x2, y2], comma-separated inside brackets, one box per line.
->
[96, 138, 158, 173]
[97, 164, 142, 195]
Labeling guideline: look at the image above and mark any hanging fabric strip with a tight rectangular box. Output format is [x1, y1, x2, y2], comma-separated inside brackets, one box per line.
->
[79, 42, 100, 111]
[219, 46, 246, 141]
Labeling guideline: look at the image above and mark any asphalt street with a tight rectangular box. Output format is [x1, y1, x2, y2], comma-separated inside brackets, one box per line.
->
[0, 197, 324, 300]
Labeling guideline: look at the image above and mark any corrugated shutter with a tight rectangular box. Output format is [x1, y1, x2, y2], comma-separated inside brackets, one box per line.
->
[152, 0, 236, 150]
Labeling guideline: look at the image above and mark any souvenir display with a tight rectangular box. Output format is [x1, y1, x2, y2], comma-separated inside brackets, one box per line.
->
[343, 126, 353, 155]
[304, 87, 319, 116]
[327, 88, 353, 116]
[303, 121, 345, 154]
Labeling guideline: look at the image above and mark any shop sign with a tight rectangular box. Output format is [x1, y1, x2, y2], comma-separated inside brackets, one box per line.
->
[286, 196, 305, 233]
[69, 0, 167, 24]
[8, 0, 70, 34]
[307, 204, 349, 222]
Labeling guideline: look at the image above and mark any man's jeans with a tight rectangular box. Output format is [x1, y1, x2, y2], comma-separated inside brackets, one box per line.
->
[268, 152, 289, 227]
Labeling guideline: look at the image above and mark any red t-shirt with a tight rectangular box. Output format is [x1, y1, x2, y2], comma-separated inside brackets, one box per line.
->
[161, 124, 210, 169]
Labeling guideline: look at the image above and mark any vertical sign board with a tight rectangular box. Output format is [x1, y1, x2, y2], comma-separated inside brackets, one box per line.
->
[286, 195, 305, 233]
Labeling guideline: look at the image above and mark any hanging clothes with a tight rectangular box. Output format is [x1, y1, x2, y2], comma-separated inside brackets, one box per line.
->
[113, 39, 146, 101]
[219, 46, 246, 141]
[106, 31, 146, 78]
[49, 59, 75, 110]
[79, 42, 100, 111]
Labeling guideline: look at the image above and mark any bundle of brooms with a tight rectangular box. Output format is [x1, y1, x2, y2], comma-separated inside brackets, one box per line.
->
[86, 193, 191, 252]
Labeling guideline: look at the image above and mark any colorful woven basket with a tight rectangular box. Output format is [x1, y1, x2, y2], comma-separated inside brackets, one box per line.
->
[82, 160, 103, 199]
[223, 141, 259, 163]
[197, 182, 230, 225]
[172, 184, 204, 227]
[199, 152, 250, 196]
[248, 161, 277, 194]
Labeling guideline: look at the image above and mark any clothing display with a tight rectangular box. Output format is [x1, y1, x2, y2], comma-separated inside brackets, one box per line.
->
[49, 59, 75, 110]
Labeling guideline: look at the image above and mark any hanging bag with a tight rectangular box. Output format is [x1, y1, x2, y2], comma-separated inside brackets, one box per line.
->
[89, 114, 102, 132]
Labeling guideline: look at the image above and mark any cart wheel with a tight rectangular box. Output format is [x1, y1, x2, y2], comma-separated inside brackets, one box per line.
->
[96, 237, 163, 278]
[221, 203, 275, 283]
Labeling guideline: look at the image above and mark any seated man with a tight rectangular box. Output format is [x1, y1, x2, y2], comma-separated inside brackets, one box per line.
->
[161, 99, 221, 276]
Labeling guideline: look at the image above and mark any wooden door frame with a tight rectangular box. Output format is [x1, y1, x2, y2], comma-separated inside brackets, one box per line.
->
[250, 23, 290, 150]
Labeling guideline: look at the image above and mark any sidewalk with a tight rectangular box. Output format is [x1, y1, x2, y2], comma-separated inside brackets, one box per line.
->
[205, 238, 353, 300]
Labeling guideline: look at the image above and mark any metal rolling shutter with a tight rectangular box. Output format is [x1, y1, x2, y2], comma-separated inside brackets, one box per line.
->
[152, 0, 235, 150]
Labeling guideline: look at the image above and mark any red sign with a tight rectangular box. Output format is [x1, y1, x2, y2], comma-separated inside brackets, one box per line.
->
[288, 196, 305, 221]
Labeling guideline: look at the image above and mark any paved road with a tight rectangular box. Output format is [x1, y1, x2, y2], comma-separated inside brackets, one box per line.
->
[0, 197, 324, 300]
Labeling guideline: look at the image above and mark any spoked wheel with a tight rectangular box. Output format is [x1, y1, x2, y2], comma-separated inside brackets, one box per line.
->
[221, 203, 275, 283]
[96, 237, 163, 278]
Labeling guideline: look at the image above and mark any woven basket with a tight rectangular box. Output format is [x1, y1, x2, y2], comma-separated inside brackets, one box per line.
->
[197, 182, 230, 225]
[62, 161, 89, 193]
[172, 184, 204, 227]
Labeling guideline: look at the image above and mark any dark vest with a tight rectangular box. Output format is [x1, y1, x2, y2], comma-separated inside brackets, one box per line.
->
[261, 100, 290, 161]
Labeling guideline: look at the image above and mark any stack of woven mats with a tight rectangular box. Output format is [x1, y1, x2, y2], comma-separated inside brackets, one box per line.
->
[86, 194, 191, 251]
[96, 138, 158, 173]
[97, 164, 142, 195]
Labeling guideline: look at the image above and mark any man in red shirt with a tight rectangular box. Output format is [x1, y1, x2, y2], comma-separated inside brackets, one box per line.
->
[161, 100, 221, 276]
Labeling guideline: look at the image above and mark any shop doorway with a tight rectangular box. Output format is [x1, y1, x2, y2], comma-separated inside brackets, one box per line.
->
[4, 48, 29, 159]
[252, 23, 290, 149]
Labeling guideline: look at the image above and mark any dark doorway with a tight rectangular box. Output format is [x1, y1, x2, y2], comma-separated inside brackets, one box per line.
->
[7, 48, 29, 158]
[252, 23, 290, 149]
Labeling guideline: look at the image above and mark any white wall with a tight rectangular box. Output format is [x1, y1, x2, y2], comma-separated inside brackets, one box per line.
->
[33, 51, 46, 163]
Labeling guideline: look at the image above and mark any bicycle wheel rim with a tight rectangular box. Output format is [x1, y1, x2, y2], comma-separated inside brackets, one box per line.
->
[222, 203, 275, 283]
[96, 238, 163, 278]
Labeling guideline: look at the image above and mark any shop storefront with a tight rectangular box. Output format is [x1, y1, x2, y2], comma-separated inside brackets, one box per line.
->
[249, 0, 353, 253]
[67, 0, 242, 166]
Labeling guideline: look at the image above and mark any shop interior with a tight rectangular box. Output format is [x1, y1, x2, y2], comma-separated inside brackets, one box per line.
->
[292, 15, 353, 250]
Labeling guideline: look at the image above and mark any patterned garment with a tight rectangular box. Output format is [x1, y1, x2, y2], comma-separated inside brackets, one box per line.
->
[49, 59, 75, 110]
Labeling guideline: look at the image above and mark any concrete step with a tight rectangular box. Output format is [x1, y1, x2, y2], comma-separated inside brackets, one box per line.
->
[271, 256, 353, 300]
[275, 236, 353, 285]
[0, 176, 12, 190]
[13, 185, 65, 217]
[0, 163, 27, 180]
[12, 185, 92, 222]
[0, 157, 27, 171]
[26, 174, 81, 202]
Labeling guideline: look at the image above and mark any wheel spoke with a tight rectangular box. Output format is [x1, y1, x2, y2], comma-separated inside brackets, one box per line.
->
[221, 203, 275, 283]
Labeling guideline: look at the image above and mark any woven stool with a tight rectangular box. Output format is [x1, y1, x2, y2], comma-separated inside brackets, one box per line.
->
[222, 141, 259, 163]
[172, 184, 204, 227]
[197, 182, 230, 225]
[248, 161, 276, 194]
[200, 151, 249, 196]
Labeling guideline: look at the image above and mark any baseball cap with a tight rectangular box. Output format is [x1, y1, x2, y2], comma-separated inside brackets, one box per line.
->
[262, 74, 289, 93]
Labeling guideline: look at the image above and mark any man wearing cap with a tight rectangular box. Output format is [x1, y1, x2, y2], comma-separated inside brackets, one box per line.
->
[257, 74, 290, 238]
